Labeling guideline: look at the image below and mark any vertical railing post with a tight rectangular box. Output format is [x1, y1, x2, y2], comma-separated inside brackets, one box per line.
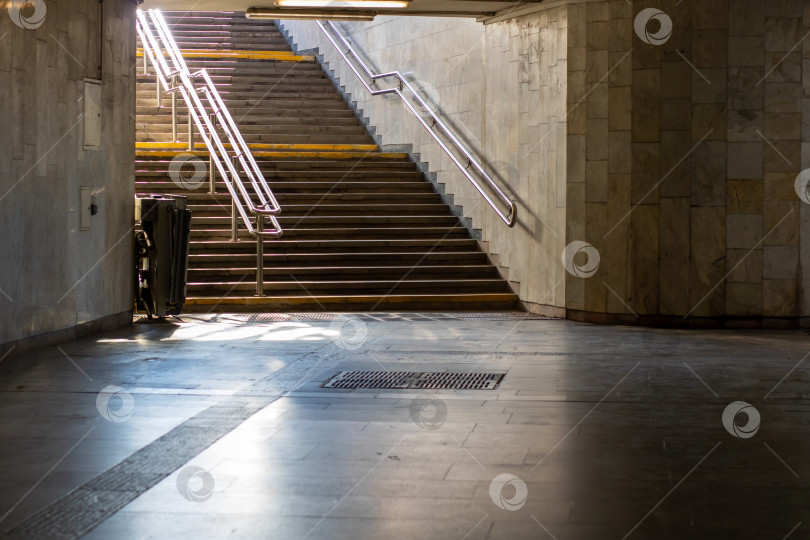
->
[231, 155, 239, 240]
[156, 73, 162, 108]
[187, 71, 195, 151]
[187, 110, 194, 151]
[256, 217, 264, 297]
[171, 76, 178, 142]
[209, 151, 215, 194]
[208, 113, 216, 194]
[231, 199, 238, 242]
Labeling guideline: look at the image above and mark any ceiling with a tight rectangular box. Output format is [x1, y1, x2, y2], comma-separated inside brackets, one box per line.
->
[140, 0, 544, 18]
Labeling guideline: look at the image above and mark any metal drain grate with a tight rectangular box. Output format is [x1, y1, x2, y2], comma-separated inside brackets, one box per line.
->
[763, 380, 810, 395]
[322, 370, 505, 390]
[411, 372, 504, 390]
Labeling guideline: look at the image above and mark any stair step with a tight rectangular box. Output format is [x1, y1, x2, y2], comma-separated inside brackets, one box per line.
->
[187, 215, 462, 227]
[188, 227, 469, 240]
[136, 169, 423, 181]
[185, 193, 443, 204]
[191, 216, 462, 227]
[135, 161, 417, 171]
[183, 293, 518, 312]
[138, 75, 332, 85]
[189, 239, 477, 252]
[190, 204, 453, 216]
[187, 279, 510, 295]
[137, 124, 366, 135]
[188, 265, 498, 279]
[138, 49, 315, 62]
[188, 252, 490, 266]
[136, 135, 376, 145]
[135, 150, 405, 160]
[137, 182, 433, 194]
[136, 97, 346, 107]
[136, 107, 356, 118]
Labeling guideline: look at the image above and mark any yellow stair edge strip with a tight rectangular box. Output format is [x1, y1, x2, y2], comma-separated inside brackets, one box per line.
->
[136, 49, 314, 62]
[136, 150, 409, 159]
[135, 142, 379, 152]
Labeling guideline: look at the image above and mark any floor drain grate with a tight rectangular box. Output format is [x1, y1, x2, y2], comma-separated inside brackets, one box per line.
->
[763, 380, 810, 395]
[322, 370, 505, 390]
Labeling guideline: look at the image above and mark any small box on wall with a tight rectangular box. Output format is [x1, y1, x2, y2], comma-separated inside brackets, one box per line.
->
[83, 78, 102, 151]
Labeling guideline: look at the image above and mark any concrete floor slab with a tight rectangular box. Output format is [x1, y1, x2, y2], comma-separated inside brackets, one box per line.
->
[0, 315, 809, 539]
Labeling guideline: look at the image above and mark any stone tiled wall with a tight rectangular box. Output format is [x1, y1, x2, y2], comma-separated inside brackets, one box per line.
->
[282, 0, 810, 325]
[566, 0, 807, 325]
[0, 0, 137, 346]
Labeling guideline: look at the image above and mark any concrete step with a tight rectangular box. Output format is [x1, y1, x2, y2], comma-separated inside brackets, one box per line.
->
[137, 126, 368, 139]
[136, 167, 425, 180]
[136, 79, 335, 90]
[185, 203, 453, 216]
[136, 96, 346, 107]
[182, 293, 519, 312]
[136, 150, 403, 160]
[188, 227, 468, 240]
[180, 59, 318, 69]
[136, 134, 376, 144]
[188, 265, 499, 280]
[136, 106, 356, 118]
[169, 28, 284, 36]
[136, 123, 367, 136]
[135, 84, 339, 97]
[139, 74, 331, 84]
[135, 160, 415, 170]
[191, 215, 462, 227]
[169, 37, 289, 46]
[137, 162, 421, 173]
[186, 279, 510, 295]
[185, 192, 443, 204]
[136, 119, 363, 130]
[173, 65, 325, 75]
[188, 251, 490, 267]
[188, 238, 477, 253]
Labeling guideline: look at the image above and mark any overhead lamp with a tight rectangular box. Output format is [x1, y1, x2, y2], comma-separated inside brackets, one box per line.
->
[246, 0, 410, 20]
[246, 8, 377, 20]
[275, 0, 409, 7]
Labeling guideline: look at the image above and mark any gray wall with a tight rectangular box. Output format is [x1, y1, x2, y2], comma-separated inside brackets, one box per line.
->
[0, 0, 137, 348]
[282, 0, 810, 326]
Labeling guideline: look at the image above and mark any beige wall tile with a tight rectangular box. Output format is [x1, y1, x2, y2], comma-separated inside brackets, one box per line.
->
[727, 283, 764, 315]
[690, 207, 727, 316]
[727, 179, 765, 214]
[763, 279, 799, 316]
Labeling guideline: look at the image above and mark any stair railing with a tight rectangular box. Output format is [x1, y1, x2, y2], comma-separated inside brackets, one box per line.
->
[137, 9, 282, 296]
[316, 20, 517, 227]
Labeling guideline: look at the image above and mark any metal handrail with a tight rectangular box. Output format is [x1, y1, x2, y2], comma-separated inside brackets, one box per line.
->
[316, 20, 517, 227]
[137, 9, 283, 296]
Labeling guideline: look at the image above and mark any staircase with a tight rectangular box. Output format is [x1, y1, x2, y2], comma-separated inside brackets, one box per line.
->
[135, 11, 519, 312]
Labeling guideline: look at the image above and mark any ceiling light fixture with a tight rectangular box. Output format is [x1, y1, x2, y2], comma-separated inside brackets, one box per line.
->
[275, 0, 409, 7]
[246, 8, 377, 20]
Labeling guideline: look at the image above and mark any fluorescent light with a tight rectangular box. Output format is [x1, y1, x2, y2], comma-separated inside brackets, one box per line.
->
[275, 0, 409, 7]
[246, 8, 376, 20]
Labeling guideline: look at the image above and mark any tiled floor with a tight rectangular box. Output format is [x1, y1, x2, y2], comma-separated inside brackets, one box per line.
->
[1, 314, 809, 539]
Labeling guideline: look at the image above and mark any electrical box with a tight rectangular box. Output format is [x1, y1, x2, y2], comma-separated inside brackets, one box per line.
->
[83, 78, 102, 151]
